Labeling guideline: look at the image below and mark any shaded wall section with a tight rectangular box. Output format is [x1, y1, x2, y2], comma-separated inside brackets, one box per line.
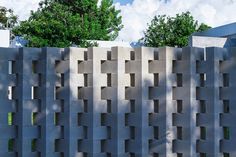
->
[0, 46, 234, 157]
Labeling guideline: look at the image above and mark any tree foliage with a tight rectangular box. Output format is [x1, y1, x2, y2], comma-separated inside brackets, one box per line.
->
[0, 6, 18, 29]
[141, 12, 211, 47]
[13, 0, 123, 47]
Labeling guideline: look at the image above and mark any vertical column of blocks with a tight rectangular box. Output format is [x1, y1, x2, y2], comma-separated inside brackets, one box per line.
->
[76, 47, 93, 156]
[124, 47, 140, 156]
[195, 47, 223, 157]
[100, 47, 117, 157]
[168, 47, 186, 157]
[16, 48, 41, 157]
[172, 47, 201, 157]
[220, 47, 236, 157]
[38, 48, 64, 157]
[111, 47, 130, 157]
[161, 47, 175, 157]
[0, 48, 18, 157]
[148, 47, 165, 157]
[64, 47, 88, 157]
[123, 47, 139, 157]
[90, 47, 111, 157]
[140, 47, 155, 157]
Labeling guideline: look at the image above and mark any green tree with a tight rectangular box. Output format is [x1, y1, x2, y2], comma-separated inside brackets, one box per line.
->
[140, 12, 211, 47]
[0, 6, 18, 29]
[13, 0, 123, 47]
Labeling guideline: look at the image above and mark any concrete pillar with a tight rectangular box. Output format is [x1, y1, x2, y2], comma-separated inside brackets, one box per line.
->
[0, 48, 18, 157]
[40, 47, 63, 157]
[206, 47, 221, 157]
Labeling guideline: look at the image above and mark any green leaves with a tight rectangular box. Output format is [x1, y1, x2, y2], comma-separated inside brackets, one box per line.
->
[0, 6, 18, 29]
[13, 0, 123, 47]
[141, 12, 211, 47]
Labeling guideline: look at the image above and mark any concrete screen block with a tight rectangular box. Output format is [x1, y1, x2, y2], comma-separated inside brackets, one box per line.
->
[0, 46, 234, 157]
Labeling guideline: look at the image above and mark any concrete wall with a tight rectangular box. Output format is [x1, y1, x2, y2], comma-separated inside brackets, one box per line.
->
[0, 46, 234, 157]
[0, 30, 10, 47]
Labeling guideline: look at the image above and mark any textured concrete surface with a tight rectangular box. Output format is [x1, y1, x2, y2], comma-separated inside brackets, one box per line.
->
[0, 46, 234, 157]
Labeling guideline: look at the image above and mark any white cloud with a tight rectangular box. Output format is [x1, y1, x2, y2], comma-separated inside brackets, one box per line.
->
[1, 0, 236, 42]
[0, 0, 41, 21]
[115, 0, 236, 42]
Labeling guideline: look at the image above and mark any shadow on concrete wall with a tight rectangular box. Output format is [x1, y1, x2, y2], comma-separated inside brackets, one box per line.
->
[1, 46, 233, 157]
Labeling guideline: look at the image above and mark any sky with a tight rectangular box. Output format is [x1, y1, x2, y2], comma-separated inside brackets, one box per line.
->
[114, 0, 133, 5]
[1, 0, 236, 42]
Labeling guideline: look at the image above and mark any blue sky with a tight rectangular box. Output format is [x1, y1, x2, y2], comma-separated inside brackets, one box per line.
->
[114, 0, 133, 5]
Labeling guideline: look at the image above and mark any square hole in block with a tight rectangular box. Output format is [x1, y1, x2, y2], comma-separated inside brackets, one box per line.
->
[130, 74, 135, 87]
[107, 100, 111, 113]
[199, 100, 206, 113]
[78, 61, 83, 73]
[101, 140, 106, 152]
[154, 73, 159, 86]
[8, 138, 15, 152]
[32, 60, 38, 74]
[125, 113, 129, 126]
[8, 112, 14, 125]
[8, 86, 14, 100]
[31, 139, 37, 152]
[78, 87, 83, 99]
[177, 126, 182, 140]
[223, 100, 230, 113]
[223, 127, 230, 140]
[154, 126, 159, 140]
[176, 100, 183, 113]
[130, 51, 135, 60]
[54, 139, 60, 152]
[61, 74, 64, 86]
[125, 140, 129, 152]
[83, 126, 88, 139]
[172, 60, 177, 73]
[101, 113, 106, 126]
[55, 60, 60, 73]
[84, 74, 88, 87]
[154, 50, 159, 60]
[200, 73, 206, 87]
[130, 100, 135, 113]
[177, 153, 183, 157]
[84, 51, 88, 60]
[176, 73, 183, 87]
[32, 112, 38, 125]
[200, 127, 206, 140]
[148, 113, 152, 126]
[200, 153, 206, 157]
[130, 126, 135, 139]
[107, 73, 111, 87]
[153, 100, 159, 113]
[54, 87, 60, 100]
[8, 60, 16, 74]
[223, 153, 230, 157]
[107, 51, 111, 60]
[83, 100, 88, 113]
[54, 112, 60, 126]
[31, 86, 38, 100]
[107, 126, 111, 139]
[78, 113, 83, 126]
[223, 73, 229, 87]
